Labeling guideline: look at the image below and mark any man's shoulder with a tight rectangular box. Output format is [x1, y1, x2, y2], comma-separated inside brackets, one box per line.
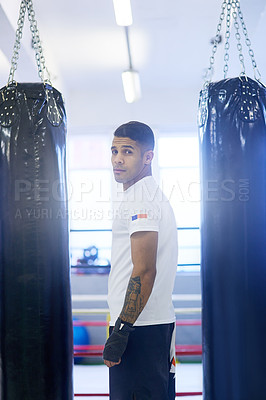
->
[132, 176, 162, 203]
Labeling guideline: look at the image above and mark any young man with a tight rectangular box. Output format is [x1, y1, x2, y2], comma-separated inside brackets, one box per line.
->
[103, 121, 178, 400]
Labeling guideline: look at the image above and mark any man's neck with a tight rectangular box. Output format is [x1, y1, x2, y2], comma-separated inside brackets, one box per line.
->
[123, 168, 152, 191]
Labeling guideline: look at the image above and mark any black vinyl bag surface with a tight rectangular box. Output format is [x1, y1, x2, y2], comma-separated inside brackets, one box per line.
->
[198, 76, 266, 399]
[0, 82, 73, 399]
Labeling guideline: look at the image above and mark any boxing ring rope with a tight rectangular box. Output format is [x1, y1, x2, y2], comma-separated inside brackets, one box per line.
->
[72, 307, 202, 315]
[74, 344, 202, 357]
[72, 295, 202, 397]
[73, 319, 202, 327]
[72, 294, 202, 301]
[74, 393, 203, 397]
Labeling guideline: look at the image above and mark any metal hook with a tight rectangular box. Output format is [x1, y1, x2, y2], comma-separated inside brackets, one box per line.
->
[239, 72, 248, 82]
[7, 80, 18, 89]
[254, 68, 261, 82]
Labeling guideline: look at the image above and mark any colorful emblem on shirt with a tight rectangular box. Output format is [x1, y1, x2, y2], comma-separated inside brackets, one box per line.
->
[170, 356, 176, 373]
[131, 213, 148, 221]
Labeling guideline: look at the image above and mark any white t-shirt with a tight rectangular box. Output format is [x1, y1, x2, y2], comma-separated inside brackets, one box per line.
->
[108, 176, 178, 326]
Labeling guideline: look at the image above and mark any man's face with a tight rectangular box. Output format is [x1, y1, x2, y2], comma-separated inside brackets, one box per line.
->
[111, 136, 151, 190]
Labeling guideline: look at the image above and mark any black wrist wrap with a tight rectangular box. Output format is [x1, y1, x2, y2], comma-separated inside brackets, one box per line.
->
[103, 318, 135, 363]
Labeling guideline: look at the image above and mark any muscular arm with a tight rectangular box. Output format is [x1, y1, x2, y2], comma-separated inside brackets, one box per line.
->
[104, 230, 158, 367]
[119, 230, 158, 324]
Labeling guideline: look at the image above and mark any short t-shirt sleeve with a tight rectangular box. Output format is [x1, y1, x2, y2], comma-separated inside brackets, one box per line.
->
[127, 200, 160, 236]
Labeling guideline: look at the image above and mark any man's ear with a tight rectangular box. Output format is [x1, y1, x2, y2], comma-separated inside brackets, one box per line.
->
[144, 150, 154, 165]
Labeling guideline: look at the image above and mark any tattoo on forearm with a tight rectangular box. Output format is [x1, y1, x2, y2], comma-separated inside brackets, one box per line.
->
[120, 276, 144, 324]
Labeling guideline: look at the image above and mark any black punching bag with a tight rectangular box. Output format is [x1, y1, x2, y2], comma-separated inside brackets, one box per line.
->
[0, 82, 73, 399]
[0, 1, 73, 398]
[0, 83, 72, 400]
[198, 76, 266, 399]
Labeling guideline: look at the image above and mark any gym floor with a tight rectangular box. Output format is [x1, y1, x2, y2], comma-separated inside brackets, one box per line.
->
[73, 362, 203, 399]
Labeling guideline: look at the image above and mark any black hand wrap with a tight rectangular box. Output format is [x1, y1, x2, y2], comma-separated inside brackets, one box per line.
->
[103, 317, 135, 363]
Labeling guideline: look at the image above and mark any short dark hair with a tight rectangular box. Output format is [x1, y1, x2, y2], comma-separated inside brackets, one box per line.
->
[114, 121, 155, 151]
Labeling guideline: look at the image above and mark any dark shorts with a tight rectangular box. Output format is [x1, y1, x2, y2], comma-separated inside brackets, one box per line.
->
[109, 322, 176, 400]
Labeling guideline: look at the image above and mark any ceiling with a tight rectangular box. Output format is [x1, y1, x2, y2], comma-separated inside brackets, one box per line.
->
[1, 0, 266, 134]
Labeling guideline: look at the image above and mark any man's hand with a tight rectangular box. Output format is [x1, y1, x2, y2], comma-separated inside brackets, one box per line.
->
[104, 359, 121, 368]
[103, 318, 134, 367]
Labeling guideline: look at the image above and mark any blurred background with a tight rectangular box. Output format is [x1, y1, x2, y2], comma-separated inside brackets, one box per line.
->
[1, 0, 265, 373]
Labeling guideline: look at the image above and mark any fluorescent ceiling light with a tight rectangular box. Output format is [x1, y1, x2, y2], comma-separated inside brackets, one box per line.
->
[113, 0, 133, 26]
[122, 69, 141, 103]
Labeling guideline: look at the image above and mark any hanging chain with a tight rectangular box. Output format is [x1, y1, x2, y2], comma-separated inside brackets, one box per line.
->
[223, 1, 232, 79]
[204, 0, 262, 84]
[235, 0, 261, 81]
[8, 0, 27, 85]
[204, 0, 227, 83]
[231, 2, 246, 76]
[26, 0, 51, 84]
[8, 0, 51, 86]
